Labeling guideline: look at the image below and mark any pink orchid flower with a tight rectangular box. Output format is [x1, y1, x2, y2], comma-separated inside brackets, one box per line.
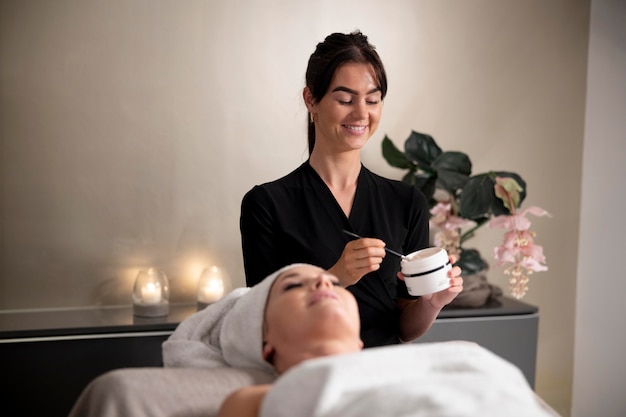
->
[488, 206, 550, 231]
[429, 202, 474, 231]
[487, 204, 550, 298]
[492, 231, 548, 272]
[488, 207, 549, 273]
[429, 202, 474, 258]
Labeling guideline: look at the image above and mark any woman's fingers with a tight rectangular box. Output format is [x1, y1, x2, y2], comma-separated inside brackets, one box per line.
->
[340, 238, 387, 284]
[449, 276, 464, 292]
[449, 253, 459, 265]
[448, 265, 462, 278]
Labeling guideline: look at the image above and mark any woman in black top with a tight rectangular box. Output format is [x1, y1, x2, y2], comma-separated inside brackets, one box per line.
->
[240, 30, 463, 347]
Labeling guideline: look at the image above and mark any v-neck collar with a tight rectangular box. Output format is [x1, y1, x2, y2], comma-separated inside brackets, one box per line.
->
[304, 160, 365, 222]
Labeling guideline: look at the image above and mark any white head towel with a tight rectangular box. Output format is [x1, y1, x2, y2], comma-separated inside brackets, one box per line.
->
[162, 263, 311, 374]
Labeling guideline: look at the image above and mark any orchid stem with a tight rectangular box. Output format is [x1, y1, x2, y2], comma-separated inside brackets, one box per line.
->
[460, 221, 487, 245]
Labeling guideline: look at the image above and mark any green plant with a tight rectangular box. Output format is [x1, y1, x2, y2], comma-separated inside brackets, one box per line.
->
[382, 130, 548, 298]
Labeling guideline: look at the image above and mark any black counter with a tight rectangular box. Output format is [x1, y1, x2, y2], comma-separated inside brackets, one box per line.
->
[0, 303, 197, 340]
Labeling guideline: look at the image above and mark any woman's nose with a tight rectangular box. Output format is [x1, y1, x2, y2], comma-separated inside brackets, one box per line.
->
[313, 273, 334, 289]
[352, 101, 367, 119]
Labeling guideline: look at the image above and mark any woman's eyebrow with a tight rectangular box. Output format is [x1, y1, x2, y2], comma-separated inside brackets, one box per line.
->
[331, 86, 381, 95]
[276, 271, 302, 282]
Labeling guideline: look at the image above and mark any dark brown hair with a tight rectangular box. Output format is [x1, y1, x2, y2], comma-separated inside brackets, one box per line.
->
[305, 30, 388, 154]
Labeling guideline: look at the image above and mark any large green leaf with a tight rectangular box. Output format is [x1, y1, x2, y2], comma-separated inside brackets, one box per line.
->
[458, 174, 498, 220]
[432, 151, 472, 194]
[382, 136, 413, 169]
[404, 130, 441, 169]
[432, 151, 472, 176]
[436, 171, 471, 196]
[458, 171, 527, 220]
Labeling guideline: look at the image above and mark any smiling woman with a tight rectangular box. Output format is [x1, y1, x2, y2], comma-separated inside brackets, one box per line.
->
[239, 30, 463, 349]
[305, 63, 383, 158]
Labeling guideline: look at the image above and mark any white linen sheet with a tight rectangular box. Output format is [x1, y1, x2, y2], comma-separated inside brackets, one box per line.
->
[261, 341, 560, 417]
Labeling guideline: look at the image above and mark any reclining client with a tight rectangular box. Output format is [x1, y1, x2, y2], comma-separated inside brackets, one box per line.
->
[162, 263, 552, 417]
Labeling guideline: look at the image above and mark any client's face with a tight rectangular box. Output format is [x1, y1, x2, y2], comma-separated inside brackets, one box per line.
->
[263, 265, 363, 374]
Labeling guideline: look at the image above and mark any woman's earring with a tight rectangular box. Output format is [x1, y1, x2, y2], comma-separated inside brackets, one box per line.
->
[310, 112, 318, 123]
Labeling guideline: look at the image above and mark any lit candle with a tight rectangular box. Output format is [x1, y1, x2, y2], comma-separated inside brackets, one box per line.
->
[197, 266, 225, 304]
[199, 280, 224, 303]
[141, 282, 162, 304]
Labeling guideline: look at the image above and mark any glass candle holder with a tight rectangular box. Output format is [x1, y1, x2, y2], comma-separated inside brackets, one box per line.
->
[197, 266, 227, 310]
[132, 268, 170, 317]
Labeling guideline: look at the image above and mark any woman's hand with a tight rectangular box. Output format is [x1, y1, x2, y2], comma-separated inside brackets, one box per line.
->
[419, 254, 463, 310]
[396, 253, 463, 342]
[329, 238, 386, 287]
[397, 253, 463, 309]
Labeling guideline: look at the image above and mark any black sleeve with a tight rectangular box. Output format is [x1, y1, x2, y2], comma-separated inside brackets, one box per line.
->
[240, 186, 283, 286]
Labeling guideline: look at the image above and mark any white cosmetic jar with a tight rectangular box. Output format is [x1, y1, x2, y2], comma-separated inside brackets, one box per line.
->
[401, 247, 451, 296]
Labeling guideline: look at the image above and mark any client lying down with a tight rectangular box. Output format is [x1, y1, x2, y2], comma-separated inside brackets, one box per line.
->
[163, 264, 558, 417]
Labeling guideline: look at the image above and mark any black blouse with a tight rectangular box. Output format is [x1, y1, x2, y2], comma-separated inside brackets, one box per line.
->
[240, 161, 429, 347]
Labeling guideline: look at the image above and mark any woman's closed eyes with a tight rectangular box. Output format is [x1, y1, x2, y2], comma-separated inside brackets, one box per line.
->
[337, 99, 380, 106]
[280, 277, 341, 292]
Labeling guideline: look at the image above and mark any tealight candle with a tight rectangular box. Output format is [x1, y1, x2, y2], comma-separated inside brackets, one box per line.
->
[141, 282, 162, 304]
[133, 268, 169, 317]
[199, 278, 224, 304]
[197, 266, 228, 309]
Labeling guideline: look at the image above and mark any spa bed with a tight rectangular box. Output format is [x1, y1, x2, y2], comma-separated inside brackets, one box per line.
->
[69, 341, 561, 417]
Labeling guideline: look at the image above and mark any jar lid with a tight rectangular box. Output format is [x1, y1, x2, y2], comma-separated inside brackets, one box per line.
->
[401, 247, 449, 276]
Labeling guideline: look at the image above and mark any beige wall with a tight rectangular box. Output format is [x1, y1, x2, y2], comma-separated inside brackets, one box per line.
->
[0, 1, 591, 415]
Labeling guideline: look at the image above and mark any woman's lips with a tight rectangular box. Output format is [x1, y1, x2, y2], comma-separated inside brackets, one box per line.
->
[343, 124, 367, 133]
[309, 290, 339, 306]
